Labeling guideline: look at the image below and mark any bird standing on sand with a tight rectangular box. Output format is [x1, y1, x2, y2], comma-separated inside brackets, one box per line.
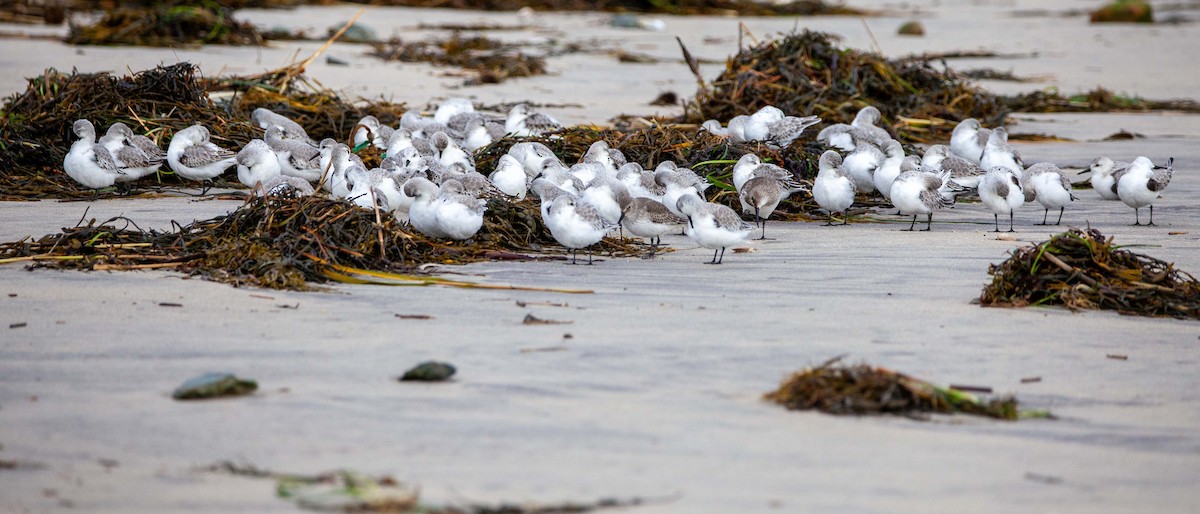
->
[167, 125, 237, 182]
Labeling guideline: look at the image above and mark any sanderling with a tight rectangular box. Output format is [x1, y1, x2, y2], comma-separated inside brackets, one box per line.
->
[507, 141, 560, 178]
[434, 97, 475, 125]
[732, 153, 789, 191]
[615, 162, 655, 199]
[581, 176, 633, 226]
[432, 131, 474, 173]
[656, 169, 705, 219]
[922, 144, 986, 189]
[64, 119, 125, 190]
[761, 112, 822, 149]
[460, 116, 505, 153]
[702, 106, 819, 149]
[266, 126, 323, 182]
[251, 108, 313, 144]
[569, 161, 607, 188]
[506, 104, 562, 137]
[1023, 162, 1076, 225]
[739, 175, 807, 239]
[351, 115, 394, 150]
[979, 166, 1024, 232]
[403, 177, 486, 240]
[619, 197, 685, 257]
[817, 106, 890, 150]
[675, 194, 753, 264]
[583, 140, 620, 176]
[813, 150, 856, 225]
[1081, 156, 1127, 201]
[843, 139, 885, 193]
[871, 140, 906, 201]
[440, 170, 496, 198]
[949, 118, 991, 164]
[345, 166, 393, 211]
[99, 122, 164, 183]
[889, 163, 953, 231]
[1116, 156, 1174, 226]
[980, 127, 1023, 175]
[236, 139, 282, 189]
[319, 141, 363, 198]
[488, 154, 528, 199]
[259, 175, 315, 198]
[166, 125, 238, 182]
[538, 160, 585, 195]
[400, 110, 450, 140]
[544, 194, 613, 264]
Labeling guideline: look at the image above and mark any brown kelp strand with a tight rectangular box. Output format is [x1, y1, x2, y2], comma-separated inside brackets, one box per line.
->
[65, 4, 264, 46]
[980, 228, 1200, 320]
[765, 357, 1022, 420]
[0, 195, 647, 290]
[682, 30, 1009, 144]
[368, 34, 546, 85]
[0, 62, 405, 200]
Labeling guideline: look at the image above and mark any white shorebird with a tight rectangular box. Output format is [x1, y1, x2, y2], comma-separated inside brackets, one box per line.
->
[842, 139, 885, 193]
[979, 127, 1023, 175]
[403, 177, 486, 240]
[922, 144, 985, 189]
[351, 115, 394, 150]
[731, 153, 793, 192]
[871, 140, 906, 201]
[1082, 156, 1127, 200]
[581, 176, 633, 226]
[345, 166, 392, 211]
[64, 119, 124, 190]
[978, 166, 1024, 232]
[488, 154, 528, 199]
[656, 169, 705, 219]
[813, 150, 856, 225]
[506, 104, 562, 137]
[702, 106, 820, 149]
[1023, 162, 1076, 225]
[889, 163, 954, 231]
[582, 140, 620, 177]
[235, 139, 282, 189]
[738, 175, 807, 239]
[258, 175, 315, 198]
[1115, 156, 1174, 226]
[99, 122, 164, 183]
[266, 126, 322, 182]
[543, 194, 613, 264]
[508, 141, 559, 178]
[949, 118, 991, 164]
[166, 125, 237, 182]
[432, 131, 474, 173]
[675, 194, 753, 264]
[816, 106, 890, 150]
[619, 197, 685, 257]
[251, 108, 313, 144]
[434, 97, 475, 125]
[400, 110, 450, 140]
[460, 117, 505, 152]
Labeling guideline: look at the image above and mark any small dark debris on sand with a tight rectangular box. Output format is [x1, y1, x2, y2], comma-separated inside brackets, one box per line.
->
[765, 357, 1023, 420]
[400, 361, 457, 381]
[980, 228, 1200, 320]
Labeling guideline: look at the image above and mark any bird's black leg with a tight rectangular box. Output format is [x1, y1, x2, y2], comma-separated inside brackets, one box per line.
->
[1133, 208, 1141, 226]
[1039, 208, 1048, 226]
[906, 215, 917, 231]
[993, 213, 1000, 233]
[1055, 207, 1064, 225]
[1147, 205, 1155, 226]
[921, 213, 933, 231]
[1008, 211, 1015, 233]
[705, 248, 719, 265]
[716, 247, 726, 264]
[586, 248, 594, 265]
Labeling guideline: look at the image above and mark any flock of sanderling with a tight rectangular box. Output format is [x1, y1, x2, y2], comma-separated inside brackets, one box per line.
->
[63, 101, 1176, 264]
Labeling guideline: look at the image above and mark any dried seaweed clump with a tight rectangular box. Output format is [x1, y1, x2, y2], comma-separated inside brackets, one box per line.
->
[1002, 87, 1200, 114]
[369, 34, 546, 85]
[0, 62, 405, 199]
[765, 358, 1020, 420]
[339, 0, 862, 15]
[0, 195, 643, 290]
[474, 125, 826, 217]
[682, 30, 1008, 144]
[980, 228, 1200, 320]
[66, 4, 264, 46]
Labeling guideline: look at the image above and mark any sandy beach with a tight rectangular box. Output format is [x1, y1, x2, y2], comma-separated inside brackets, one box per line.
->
[2, 1, 1199, 512]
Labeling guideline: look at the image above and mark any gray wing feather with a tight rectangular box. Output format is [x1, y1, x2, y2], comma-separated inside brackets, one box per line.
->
[710, 204, 753, 231]
[1148, 169, 1172, 192]
[93, 145, 123, 173]
[116, 145, 152, 168]
[181, 145, 233, 167]
[943, 156, 984, 177]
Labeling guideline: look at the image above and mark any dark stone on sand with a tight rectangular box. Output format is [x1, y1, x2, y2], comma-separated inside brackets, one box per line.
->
[400, 361, 457, 382]
[172, 373, 258, 400]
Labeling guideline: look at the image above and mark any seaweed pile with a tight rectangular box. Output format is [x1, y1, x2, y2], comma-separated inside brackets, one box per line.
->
[764, 357, 1022, 420]
[1003, 86, 1200, 114]
[0, 0, 67, 24]
[682, 31, 1009, 144]
[0, 195, 643, 290]
[66, 3, 264, 46]
[368, 34, 546, 85]
[980, 228, 1200, 320]
[0, 62, 404, 200]
[474, 125, 829, 217]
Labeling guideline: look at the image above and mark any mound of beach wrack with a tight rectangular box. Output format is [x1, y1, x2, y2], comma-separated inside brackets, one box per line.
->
[0, 195, 640, 290]
[0, 62, 404, 200]
[66, 2, 264, 46]
[682, 30, 1009, 144]
[765, 357, 1028, 420]
[980, 228, 1200, 320]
